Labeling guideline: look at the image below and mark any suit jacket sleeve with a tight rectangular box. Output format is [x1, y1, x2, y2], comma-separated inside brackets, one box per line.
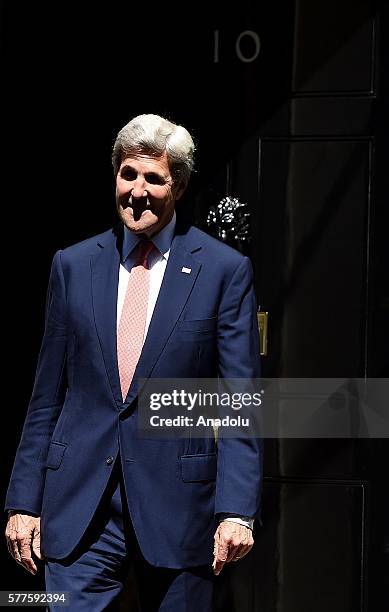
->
[214, 255, 263, 521]
[4, 250, 68, 515]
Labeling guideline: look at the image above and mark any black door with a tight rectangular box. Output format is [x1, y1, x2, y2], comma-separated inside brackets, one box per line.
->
[193, 1, 388, 610]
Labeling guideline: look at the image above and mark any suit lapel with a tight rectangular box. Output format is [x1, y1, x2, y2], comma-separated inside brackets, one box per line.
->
[90, 222, 203, 408]
[91, 227, 124, 406]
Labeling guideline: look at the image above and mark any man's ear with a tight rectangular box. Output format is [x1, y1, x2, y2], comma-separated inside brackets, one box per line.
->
[174, 180, 188, 201]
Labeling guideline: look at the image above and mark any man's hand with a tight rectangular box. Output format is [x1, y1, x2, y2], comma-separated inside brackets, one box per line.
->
[5, 512, 42, 574]
[212, 520, 254, 576]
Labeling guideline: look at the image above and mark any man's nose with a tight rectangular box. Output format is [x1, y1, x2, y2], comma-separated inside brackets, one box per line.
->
[132, 176, 147, 199]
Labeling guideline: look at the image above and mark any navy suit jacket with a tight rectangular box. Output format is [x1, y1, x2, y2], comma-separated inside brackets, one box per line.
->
[5, 219, 263, 568]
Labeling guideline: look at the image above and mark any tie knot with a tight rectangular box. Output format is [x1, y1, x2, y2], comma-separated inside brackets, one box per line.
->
[135, 239, 155, 268]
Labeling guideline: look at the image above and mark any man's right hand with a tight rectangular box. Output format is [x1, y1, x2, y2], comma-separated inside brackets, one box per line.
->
[5, 512, 42, 574]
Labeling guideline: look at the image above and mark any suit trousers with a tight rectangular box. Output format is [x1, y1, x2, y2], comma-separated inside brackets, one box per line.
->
[44, 454, 215, 611]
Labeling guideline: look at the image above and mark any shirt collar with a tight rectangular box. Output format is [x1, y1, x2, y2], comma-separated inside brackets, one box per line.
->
[122, 210, 176, 263]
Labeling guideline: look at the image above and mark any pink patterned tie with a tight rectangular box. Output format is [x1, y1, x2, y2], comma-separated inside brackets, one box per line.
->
[117, 239, 156, 401]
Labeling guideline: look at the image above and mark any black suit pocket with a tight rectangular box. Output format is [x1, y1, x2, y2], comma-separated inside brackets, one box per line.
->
[180, 453, 217, 482]
[176, 317, 217, 340]
[176, 317, 217, 332]
[46, 441, 67, 470]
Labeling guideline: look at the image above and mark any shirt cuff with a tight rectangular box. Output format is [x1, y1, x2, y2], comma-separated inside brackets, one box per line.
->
[217, 515, 254, 530]
[6, 509, 40, 518]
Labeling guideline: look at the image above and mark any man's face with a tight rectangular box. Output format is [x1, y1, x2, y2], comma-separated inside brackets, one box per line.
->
[115, 151, 186, 237]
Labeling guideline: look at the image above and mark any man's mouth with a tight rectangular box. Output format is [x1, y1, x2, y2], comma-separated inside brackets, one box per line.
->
[124, 196, 153, 221]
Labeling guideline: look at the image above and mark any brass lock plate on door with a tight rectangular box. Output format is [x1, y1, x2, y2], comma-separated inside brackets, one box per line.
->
[257, 311, 268, 356]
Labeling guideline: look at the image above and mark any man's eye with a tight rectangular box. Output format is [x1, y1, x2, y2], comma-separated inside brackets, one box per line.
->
[145, 174, 166, 186]
[121, 168, 137, 180]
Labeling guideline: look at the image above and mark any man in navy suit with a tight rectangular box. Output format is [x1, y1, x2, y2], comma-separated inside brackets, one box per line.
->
[4, 114, 262, 610]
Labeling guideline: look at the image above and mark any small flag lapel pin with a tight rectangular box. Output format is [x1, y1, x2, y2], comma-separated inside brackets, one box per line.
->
[181, 266, 192, 274]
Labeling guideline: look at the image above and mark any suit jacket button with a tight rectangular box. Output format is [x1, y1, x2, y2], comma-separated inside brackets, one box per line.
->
[106, 456, 114, 465]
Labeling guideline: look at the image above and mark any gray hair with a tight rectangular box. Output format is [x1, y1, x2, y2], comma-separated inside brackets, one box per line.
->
[112, 114, 195, 185]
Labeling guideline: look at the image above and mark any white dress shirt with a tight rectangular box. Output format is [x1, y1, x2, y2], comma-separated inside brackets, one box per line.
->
[117, 211, 254, 531]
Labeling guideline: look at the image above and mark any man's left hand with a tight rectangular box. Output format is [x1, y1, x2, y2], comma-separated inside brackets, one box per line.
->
[212, 520, 254, 575]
